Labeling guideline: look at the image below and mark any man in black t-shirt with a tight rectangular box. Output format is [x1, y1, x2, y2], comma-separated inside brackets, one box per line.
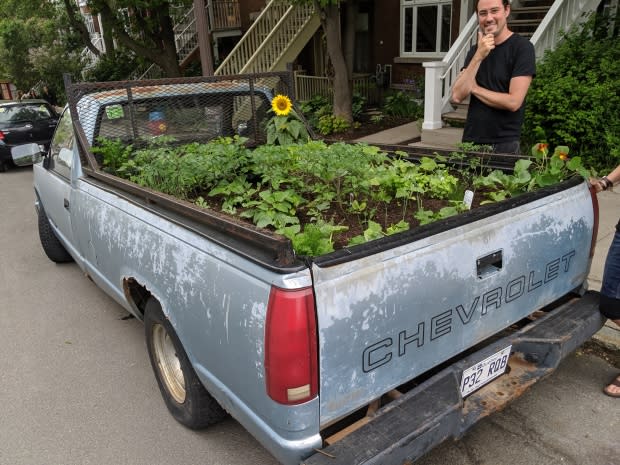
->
[452, 0, 536, 154]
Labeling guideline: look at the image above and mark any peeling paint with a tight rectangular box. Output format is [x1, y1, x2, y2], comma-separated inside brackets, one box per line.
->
[313, 183, 594, 425]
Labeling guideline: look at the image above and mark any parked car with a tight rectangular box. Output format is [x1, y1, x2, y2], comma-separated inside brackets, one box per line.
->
[0, 99, 59, 172]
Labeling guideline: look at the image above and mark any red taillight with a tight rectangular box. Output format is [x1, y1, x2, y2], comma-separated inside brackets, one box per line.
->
[589, 184, 600, 258]
[265, 286, 318, 405]
[0, 130, 4, 141]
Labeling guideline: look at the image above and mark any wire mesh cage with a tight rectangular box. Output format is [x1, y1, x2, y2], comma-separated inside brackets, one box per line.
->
[64, 72, 296, 171]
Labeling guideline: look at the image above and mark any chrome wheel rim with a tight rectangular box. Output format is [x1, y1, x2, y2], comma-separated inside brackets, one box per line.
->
[152, 323, 186, 404]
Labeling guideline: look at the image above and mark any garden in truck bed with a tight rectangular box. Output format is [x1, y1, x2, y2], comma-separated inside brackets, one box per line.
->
[91, 132, 591, 258]
[65, 73, 592, 258]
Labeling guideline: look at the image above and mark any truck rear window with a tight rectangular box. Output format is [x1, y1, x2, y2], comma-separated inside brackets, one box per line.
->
[97, 93, 270, 146]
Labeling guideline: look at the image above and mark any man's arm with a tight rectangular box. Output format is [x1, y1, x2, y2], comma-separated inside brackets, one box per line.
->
[452, 32, 495, 103]
[471, 75, 533, 112]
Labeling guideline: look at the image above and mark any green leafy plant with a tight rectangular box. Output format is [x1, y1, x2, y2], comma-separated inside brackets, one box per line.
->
[97, 133, 594, 258]
[370, 114, 385, 124]
[351, 91, 366, 120]
[240, 189, 304, 230]
[383, 91, 423, 119]
[415, 202, 468, 225]
[91, 137, 133, 173]
[265, 94, 309, 145]
[317, 114, 351, 135]
[474, 143, 593, 203]
[280, 221, 348, 257]
[522, 12, 620, 171]
[298, 94, 332, 131]
[348, 219, 410, 246]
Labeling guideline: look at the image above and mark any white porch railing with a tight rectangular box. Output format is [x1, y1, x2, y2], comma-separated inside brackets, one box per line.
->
[530, 0, 600, 59]
[294, 73, 381, 105]
[422, 0, 600, 131]
[422, 14, 478, 130]
[81, 33, 106, 71]
[215, 0, 318, 75]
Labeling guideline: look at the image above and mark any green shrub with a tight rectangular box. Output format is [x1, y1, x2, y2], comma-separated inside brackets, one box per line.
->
[522, 13, 620, 172]
[317, 115, 350, 135]
[382, 91, 423, 119]
[351, 91, 366, 120]
[299, 95, 332, 129]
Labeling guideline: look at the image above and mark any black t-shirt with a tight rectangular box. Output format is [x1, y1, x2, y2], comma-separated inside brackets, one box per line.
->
[462, 33, 536, 145]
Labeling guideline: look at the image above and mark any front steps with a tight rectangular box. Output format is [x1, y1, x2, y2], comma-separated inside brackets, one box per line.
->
[418, 101, 467, 150]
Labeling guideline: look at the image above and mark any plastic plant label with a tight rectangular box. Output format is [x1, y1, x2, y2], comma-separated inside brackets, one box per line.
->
[463, 190, 474, 210]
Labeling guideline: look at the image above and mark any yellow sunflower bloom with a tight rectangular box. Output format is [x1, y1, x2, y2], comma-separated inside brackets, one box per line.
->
[272, 94, 292, 116]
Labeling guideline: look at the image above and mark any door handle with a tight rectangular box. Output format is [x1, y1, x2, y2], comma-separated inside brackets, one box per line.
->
[477, 250, 503, 279]
[63, 198, 70, 210]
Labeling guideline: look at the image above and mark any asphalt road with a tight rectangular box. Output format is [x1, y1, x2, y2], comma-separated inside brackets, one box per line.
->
[0, 167, 618, 465]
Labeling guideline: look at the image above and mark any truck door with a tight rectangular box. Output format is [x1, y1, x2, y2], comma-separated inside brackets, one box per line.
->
[35, 108, 78, 257]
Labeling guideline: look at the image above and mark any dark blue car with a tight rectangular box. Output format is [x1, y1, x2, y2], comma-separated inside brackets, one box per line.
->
[0, 99, 59, 172]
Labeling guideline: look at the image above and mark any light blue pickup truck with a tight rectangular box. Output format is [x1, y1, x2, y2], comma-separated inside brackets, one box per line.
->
[16, 72, 605, 465]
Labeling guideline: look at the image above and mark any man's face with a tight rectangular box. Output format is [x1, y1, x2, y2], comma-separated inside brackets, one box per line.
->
[477, 0, 510, 37]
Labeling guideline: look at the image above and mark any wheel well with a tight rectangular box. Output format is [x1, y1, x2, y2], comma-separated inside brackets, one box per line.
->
[123, 278, 151, 316]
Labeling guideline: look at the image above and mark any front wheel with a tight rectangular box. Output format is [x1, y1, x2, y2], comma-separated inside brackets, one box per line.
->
[144, 297, 227, 429]
[38, 208, 73, 263]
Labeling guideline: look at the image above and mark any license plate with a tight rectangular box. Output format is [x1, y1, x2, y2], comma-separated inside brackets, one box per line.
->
[460, 345, 512, 397]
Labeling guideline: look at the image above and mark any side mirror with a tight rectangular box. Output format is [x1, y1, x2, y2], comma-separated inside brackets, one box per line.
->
[11, 143, 42, 167]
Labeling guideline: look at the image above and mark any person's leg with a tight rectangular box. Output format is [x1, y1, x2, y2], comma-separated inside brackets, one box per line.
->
[599, 230, 620, 397]
[492, 141, 521, 155]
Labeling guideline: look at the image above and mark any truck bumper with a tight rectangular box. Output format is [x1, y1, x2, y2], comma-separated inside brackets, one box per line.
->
[302, 291, 605, 465]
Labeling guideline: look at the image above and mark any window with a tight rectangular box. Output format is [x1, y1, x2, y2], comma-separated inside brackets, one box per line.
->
[0, 103, 54, 123]
[49, 109, 75, 179]
[401, 0, 452, 57]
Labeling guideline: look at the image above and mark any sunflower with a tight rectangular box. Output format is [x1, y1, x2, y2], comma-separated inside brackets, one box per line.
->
[272, 94, 292, 116]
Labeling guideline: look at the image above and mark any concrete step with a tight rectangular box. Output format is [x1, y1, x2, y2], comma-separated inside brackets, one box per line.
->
[442, 102, 468, 126]
[511, 6, 552, 14]
[418, 126, 463, 150]
[354, 121, 421, 145]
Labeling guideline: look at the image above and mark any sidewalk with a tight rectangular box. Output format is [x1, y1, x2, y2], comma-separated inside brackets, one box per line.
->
[357, 123, 620, 352]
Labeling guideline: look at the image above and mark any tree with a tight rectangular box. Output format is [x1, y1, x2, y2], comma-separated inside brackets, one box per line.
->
[289, 0, 358, 123]
[0, 0, 83, 99]
[61, 0, 103, 59]
[87, 0, 191, 77]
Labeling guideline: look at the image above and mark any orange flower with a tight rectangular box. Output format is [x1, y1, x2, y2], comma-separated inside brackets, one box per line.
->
[558, 152, 568, 161]
[537, 143, 548, 151]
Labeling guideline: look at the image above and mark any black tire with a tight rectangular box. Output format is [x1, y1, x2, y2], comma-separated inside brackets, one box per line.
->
[38, 208, 74, 263]
[0, 160, 7, 172]
[144, 297, 227, 429]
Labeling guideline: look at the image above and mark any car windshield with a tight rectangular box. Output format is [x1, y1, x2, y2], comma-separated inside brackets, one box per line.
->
[0, 104, 53, 123]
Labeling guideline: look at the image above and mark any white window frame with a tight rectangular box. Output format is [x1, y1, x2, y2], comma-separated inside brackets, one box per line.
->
[400, 0, 452, 59]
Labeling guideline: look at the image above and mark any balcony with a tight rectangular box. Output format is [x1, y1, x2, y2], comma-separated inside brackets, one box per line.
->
[210, 0, 241, 31]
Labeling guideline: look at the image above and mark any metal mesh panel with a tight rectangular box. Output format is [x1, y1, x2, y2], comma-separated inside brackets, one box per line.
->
[64, 72, 295, 170]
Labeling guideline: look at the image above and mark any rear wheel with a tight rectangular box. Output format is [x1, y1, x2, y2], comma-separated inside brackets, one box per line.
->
[38, 208, 73, 263]
[144, 297, 227, 429]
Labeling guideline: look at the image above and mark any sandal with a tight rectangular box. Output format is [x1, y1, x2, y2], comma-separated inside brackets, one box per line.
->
[603, 374, 620, 398]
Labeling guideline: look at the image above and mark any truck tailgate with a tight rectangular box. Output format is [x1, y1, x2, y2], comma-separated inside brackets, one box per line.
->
[311, 181, 594, 426]
[303, 291, 604, 465]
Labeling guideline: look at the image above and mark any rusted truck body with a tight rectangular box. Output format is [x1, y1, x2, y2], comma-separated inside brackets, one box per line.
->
[20, 73, 605, 465]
